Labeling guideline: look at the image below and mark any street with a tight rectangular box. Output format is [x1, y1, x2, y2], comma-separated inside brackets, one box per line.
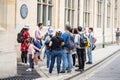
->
[88, 50, 120, 80]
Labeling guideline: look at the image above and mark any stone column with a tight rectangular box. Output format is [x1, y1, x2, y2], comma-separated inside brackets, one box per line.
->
[0, 0, 17, 78]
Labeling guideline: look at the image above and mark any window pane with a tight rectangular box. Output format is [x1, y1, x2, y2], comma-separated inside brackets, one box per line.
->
[68, 0, 71, 8]
[43, 0, 47, 3]
[43, 5, 47, 26]
[71, 10, 74, 26]
[65, 0, 67, 7]
[48, 0, 52, 4]
[38, 0, 41, 2]
[48, 6, 52, 26]
[37, 5, 41, 24]
[64, 9, 67, 25]
[72, 0, 74, 9]
[68, 9, 71, 24]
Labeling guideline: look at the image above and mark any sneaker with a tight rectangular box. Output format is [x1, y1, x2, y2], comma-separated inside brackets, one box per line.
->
[86, 62, 92, 64]
[26, 68, 32, 71]
[75, 69, 81, 71]
[67, 71, 71, 73]
[60, 71, 65, 73]
[24, 63, 28, 66]
[34, 65, 38, 68]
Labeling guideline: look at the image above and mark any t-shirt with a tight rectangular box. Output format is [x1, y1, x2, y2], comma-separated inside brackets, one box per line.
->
[51, 37, 64, 50]
[89, 33, 94, 45]
[34, 40, 42, 52]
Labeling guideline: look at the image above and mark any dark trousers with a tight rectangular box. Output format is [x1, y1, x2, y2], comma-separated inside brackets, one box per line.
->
[77, 49, 85, 69]
[29, 54, 34, 69]
[72, 54, 76, 66]
[21, 51, 28, 63]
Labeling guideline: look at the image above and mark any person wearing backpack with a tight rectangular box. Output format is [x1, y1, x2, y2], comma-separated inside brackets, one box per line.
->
[20, 24, 30, 65]
[44, 28, 54, 68]
[60, 24, 74, 73]
[75, 26, 87, 72]
[49, 30, 64, 75]
[86, 28, 97, 64]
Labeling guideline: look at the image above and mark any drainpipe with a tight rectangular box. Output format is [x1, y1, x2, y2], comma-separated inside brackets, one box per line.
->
[102, 0, 106, 48]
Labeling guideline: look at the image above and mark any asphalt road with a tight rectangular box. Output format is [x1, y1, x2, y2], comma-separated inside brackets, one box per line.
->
[88, 51, 120, 80]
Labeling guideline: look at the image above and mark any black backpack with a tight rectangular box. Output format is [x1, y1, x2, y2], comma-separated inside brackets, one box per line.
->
[79, 33, 88, 47]
[17, 31, 24, 43]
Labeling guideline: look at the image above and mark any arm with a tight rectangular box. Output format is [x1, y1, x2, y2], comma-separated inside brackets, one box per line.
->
[49, 41, 52, 47]
[33, 45, 41, 52]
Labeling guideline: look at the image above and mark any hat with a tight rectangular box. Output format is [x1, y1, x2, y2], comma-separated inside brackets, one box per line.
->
[48, 28, 54, 35]
[24, 24, 30, 29]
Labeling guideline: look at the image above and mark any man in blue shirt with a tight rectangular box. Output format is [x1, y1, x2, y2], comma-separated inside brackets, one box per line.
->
[86, 28, 96, 64]
[60, 24, 73, 73]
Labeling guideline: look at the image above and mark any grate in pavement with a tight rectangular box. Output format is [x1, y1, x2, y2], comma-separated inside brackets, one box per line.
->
[0, 63, 41, 80]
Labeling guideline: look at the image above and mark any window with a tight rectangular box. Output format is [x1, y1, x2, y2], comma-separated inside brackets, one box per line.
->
[77, 0, 80, 26]
[97, 0, 102, 28]
[114, 0, 117, 28]
[107, 0, 111, 28]
[37, 0, 53, 26]
[83, 0, 90, 27]
[65, 0, 75, 27]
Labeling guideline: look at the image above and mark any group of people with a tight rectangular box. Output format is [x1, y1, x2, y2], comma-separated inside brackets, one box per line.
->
[18, 23, 97, 75]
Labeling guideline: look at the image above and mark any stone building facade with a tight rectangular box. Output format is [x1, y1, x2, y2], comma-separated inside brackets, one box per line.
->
[0, 0, 120, 78]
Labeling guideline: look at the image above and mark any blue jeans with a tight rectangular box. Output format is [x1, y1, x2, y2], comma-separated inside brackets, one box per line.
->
[87, 45, 93, 63]
[49, 50, 62, 74]
[61, 49, 67, 72]
[45, 49, 51, 68]
[61, 49, 73, 72]
[29, 54, 34, 69]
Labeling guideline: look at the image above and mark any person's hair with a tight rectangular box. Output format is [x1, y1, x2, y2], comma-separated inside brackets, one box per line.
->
[78, 26, 82, 32]
[73, 28, 78, 34]
[55, 31, 62, 37]
[21, 28, 28, 33]
[69, 28, 73, 33]
[26, 37, 34, 44]
[65, 24, 71, 31]
[89, 27, 93, 32]
[38, 23, 43, 27]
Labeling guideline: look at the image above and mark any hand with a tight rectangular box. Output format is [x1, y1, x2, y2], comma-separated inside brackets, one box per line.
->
[32, 55, 34, 59]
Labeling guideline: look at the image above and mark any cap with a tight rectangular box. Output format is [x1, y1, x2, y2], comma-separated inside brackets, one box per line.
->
[48, 28, 54, 35]
[24, 24, 30, 29]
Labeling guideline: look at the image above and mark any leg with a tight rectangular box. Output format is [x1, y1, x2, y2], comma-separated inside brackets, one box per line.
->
[24, 51, 28, 64]
[77, 49, 81, 69]
[81, 49, 85, 69]
[72, 54, 76, 66]
[49, 51, 56, 74]
[57, 51, 62, 74]
[61, 50, 67, 72]
[87, 47, 92, 63]
[21, 52, 24, 63]
[46, 50, 51, 68]
[67, 51, 73, 72]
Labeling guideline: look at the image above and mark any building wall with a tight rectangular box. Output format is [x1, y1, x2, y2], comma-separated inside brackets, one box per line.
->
[0, 0, 17, 78]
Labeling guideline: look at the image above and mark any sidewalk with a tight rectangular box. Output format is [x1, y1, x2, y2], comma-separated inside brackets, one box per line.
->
[2, 44, 120, 80]
[36, 44, 120, 80]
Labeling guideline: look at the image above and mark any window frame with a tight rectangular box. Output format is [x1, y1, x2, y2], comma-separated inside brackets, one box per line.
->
[37, 0, 53, 26]
[64, 0, 75, 27]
